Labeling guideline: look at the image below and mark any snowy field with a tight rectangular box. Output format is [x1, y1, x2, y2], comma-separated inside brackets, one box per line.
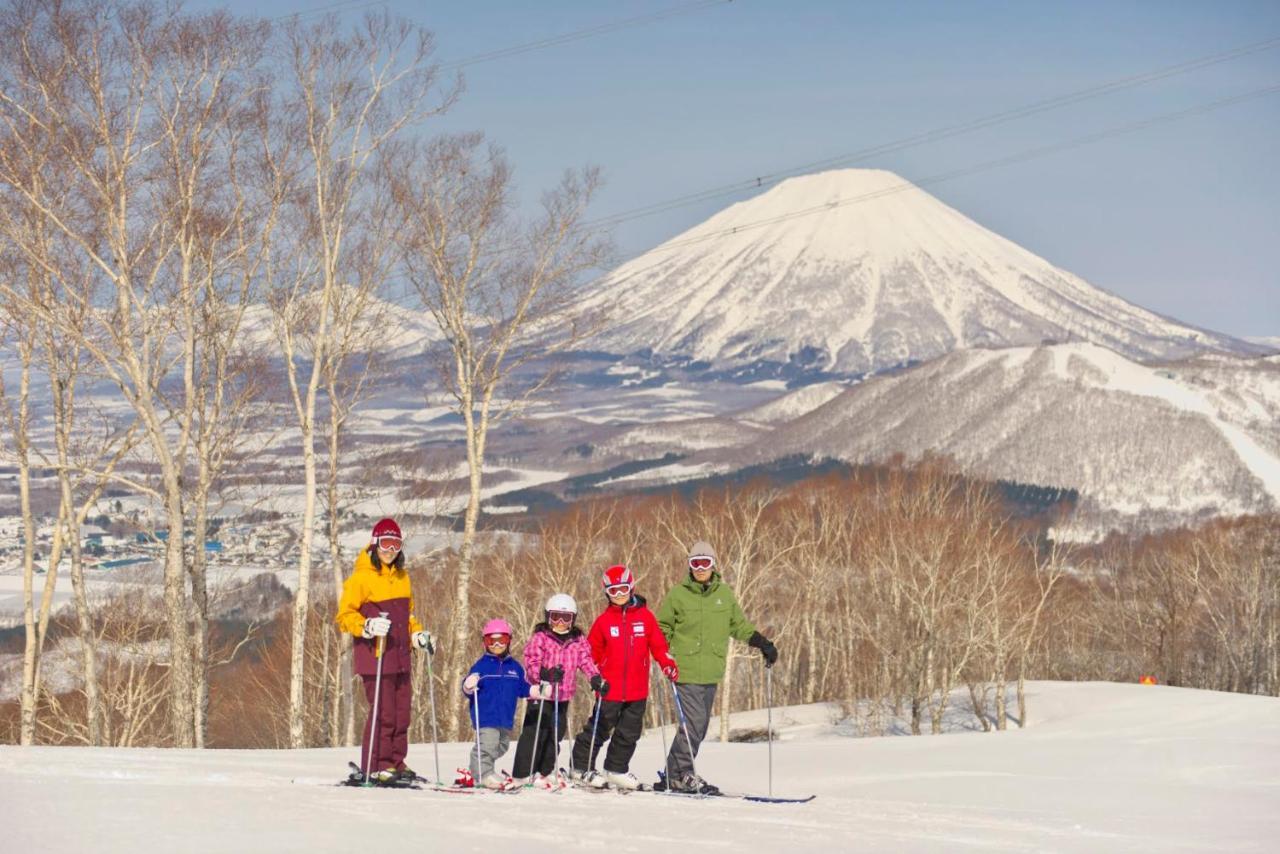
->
[2, 681, 1277, 852]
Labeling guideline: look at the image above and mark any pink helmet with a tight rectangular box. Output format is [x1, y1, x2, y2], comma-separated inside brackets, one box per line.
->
[482, 618, 513, 637]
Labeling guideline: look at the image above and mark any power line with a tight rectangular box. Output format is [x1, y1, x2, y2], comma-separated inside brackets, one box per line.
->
[583, 34, 1280, 232]
[271, 0, 388, 23]
[271, 0, 728, 53]
[594, 83, 1280, 276]
[438, 0, 731, 71]
[389, 81, 1279, 306]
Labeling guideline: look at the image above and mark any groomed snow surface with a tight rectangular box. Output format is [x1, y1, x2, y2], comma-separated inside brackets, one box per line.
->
[2, 681, 1277, 852]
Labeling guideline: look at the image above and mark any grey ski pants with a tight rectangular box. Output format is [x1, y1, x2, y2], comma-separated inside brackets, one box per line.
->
[665, 682, 717, 780]
[469, 726, 511, 779]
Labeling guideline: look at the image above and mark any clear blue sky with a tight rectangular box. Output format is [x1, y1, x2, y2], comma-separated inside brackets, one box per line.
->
[209, 1, 1279, 338]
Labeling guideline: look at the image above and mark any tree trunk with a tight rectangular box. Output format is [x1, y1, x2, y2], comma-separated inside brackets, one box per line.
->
[327, 398, 354, 746]
[52, 372, 102, 745]
[161, 471, 195, 748]
[66, 516, 101, 744]
[447, 396, 486, 737]
[967, 682, 990, 732]
[290, 415, 318, 748]
[17, 353, 37, 745]
[718, 653, 735, 743]
[995, 661, 1008, 732]
[190, 493, 211, 748]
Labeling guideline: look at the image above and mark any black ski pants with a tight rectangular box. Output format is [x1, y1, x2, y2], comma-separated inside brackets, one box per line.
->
[570, 697, 647, 774]
[511, 699, 569, 778]
[666, 682, 717, 780]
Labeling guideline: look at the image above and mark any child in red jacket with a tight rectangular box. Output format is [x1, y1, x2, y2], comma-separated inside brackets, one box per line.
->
[568, 564, 678, 790]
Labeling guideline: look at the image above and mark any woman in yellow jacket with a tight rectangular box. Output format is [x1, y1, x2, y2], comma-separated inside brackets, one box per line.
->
[336, 517, 433, 783]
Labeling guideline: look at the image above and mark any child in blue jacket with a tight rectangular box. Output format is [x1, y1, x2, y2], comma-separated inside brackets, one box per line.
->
[460, 618, 545, 788]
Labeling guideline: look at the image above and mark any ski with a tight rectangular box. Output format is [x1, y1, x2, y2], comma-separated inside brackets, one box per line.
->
[738, 793, 816, 804]
[644, 788, 814, 803]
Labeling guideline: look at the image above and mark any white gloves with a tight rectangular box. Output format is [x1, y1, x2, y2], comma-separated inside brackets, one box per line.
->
[528, 682, 551, 701]
[463, 673, 480, 694]
[362, 616, 391, 639]
[412, 630, 434, 654]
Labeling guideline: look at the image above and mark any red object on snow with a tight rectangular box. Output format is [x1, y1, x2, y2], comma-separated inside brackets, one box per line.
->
[1139, 675, 1158, 685]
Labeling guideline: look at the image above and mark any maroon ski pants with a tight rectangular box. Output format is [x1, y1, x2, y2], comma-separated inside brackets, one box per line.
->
[360, 671, 411, 773]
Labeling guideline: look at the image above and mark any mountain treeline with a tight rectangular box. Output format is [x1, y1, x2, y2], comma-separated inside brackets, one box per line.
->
[4, 463, 1275, 748]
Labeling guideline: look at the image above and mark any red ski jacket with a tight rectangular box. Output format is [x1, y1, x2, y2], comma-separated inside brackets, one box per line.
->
[587, 595, 675, 702]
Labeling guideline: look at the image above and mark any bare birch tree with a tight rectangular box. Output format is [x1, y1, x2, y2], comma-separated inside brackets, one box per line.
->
[392, 134, 611, 733]
[0, 1, 275, 746]
[268, 12, 451, 748]
[0, 243, 56, 745]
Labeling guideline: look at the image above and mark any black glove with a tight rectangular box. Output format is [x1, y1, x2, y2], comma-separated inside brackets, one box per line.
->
[540, 665, 565, 683]
[748, 632, 778, 668]
[589, 674, 609, 695]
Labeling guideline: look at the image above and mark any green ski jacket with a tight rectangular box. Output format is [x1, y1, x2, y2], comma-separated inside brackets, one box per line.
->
[655, 572, 756, 685]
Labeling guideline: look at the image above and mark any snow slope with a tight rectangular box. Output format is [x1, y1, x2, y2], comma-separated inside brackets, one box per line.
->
[575, 169, 1262, 373]
[2, 681, 1276, 853]
[733, 343, 1280, 522]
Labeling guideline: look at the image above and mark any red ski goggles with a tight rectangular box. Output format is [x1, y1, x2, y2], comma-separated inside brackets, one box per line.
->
[689, 556, 714, 571]
[548, 611, 575, 625]
[375, 535, 403, 552]
[605, 584, 633, 598]
[484, 633, 511, 647]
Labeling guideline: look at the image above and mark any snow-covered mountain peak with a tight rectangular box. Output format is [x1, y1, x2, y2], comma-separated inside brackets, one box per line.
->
[579, 169, 1262, 375]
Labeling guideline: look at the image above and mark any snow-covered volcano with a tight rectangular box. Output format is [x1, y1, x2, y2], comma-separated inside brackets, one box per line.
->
[579, 169, 1261, 374]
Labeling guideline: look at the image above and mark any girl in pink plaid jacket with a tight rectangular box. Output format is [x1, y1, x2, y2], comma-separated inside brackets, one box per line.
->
[511, 593, 604, 784]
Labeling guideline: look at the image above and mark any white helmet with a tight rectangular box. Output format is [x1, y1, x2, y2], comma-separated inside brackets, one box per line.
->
[545, 593, 577, 614]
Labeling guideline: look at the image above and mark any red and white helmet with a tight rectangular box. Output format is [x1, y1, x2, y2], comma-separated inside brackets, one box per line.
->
[602, 564, 634, 594]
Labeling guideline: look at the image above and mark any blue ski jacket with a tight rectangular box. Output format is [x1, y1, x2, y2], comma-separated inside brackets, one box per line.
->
[464, 652, 529, 730]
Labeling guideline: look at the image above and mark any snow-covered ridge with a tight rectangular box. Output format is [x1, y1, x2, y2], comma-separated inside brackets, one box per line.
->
[732, 380, 849, 425]
[576, 168, 1262, 374]
[732, 342, 1280, 524]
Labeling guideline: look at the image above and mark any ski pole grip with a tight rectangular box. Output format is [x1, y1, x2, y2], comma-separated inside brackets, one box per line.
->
[375, 611, 390, 659]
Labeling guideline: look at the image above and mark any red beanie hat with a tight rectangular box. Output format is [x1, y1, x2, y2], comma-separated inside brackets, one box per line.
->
[371, 518, 402, 544]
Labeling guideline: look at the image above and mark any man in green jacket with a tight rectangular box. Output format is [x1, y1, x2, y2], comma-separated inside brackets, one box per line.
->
[655, 540, 777, 794]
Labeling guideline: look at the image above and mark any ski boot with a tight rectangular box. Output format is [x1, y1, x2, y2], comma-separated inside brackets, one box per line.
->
[605, 770, 641, 790]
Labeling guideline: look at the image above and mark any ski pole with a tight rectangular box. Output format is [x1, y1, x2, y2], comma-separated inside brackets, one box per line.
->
[527, 682, 547, 783]
[654, 669, 671, 788]
[364, 611, 389, 786]
[471, 679, 483, 785]
[425, 642, 442, 785]
[669, 679, 701, 797]
[551, 682, 561, 775]
[584, 691, 603, 781]
[766, 664, 773, 798]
